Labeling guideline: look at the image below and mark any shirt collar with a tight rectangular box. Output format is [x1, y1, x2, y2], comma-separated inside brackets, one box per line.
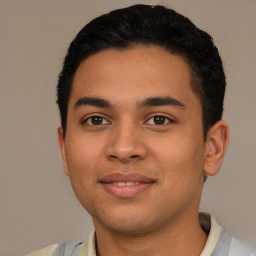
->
[79, 213, 221, 256]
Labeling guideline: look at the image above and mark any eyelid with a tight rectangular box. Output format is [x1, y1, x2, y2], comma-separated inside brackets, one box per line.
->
[144, 113, 175, 125]
[81, 113, 112, 125]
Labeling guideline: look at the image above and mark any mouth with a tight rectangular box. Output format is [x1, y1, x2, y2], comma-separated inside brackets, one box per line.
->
[99, 173, 155, 198]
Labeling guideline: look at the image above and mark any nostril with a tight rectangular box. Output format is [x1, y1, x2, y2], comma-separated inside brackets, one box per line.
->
[109, 154, 139, 160]
[105, 140, 148, 162]
[130, 155, 139, 158]
[109, 155, 118, 159]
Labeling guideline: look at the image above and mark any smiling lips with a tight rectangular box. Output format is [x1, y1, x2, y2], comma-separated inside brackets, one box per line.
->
[99, 173, 155, 198]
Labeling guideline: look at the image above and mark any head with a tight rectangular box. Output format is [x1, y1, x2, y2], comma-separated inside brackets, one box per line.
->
[57, 4, 226, 139]
[56, 4, 229, 238]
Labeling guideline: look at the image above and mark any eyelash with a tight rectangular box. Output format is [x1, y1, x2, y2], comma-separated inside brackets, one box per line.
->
[81, 114, 174, 127]
[82, 115, 111, 126]
[145, 115, 174, 125]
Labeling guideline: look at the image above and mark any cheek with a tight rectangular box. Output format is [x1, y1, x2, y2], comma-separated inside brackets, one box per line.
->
[152, 136, 205, 209]
[64, 139, 101, 211]
[66, 133, 103, 166]
[64, 136, 103, 190]
[151, 131, 205, 181]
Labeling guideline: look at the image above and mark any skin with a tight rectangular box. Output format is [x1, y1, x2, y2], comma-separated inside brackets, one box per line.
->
[58, 46, 229, 256]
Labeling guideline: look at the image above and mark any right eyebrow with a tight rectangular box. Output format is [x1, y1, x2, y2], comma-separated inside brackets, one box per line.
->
[74, 97, 113, 109]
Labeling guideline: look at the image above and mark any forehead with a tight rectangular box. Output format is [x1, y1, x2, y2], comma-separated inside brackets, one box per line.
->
[70, 46, 199, 108]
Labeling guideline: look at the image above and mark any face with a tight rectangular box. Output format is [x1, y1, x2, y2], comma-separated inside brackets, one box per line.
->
[59, 46, 209, 236]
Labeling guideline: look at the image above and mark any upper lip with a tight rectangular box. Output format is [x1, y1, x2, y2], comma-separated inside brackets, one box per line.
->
[99, 173, 155, 183]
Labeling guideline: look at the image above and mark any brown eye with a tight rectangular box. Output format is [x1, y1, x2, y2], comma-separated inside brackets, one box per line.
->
[153, 116, 166, 125]
[85, 116, 110, 126]
[147, 115, 172, 125]
[91, 116, 103, 125]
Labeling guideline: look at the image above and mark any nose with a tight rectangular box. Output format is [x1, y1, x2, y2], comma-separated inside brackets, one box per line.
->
[105, 121, 148, 163]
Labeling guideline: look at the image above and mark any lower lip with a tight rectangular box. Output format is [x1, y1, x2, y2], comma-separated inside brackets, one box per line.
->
[101, 182, 154, 198]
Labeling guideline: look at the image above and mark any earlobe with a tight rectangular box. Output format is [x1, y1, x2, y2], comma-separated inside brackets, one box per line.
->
[204, 120, 229, 176]
[57, 127, 70, 176]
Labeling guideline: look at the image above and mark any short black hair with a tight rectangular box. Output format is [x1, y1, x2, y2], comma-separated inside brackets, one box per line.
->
[57, 4, 226, 138]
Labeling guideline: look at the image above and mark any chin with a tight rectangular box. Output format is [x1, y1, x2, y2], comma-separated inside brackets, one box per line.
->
[93, 210, 163, 237]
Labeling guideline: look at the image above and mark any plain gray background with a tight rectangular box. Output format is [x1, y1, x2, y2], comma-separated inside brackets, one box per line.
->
[0, 1, 255, 255]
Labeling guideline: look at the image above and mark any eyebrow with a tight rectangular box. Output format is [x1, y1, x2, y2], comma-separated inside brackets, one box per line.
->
[137, 97, 185, 109]
[74, 97, 113, 109]
[74, 96, 185, 110]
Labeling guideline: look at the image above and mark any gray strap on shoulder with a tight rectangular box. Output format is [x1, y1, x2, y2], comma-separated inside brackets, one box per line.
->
[52, 241, 83, 256]
[211, 227, 232, 256]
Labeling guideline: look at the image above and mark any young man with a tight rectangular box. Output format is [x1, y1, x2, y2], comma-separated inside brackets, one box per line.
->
[27, 4, 255, 256]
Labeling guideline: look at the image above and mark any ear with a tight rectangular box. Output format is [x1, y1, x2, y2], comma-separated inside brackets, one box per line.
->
[58, 127, 70, 176]
[204, 120, 229, 176]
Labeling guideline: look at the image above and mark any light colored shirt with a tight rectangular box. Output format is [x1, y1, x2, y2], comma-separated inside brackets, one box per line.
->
[26, 214, 255, 256]
[71, 213, 222, 256]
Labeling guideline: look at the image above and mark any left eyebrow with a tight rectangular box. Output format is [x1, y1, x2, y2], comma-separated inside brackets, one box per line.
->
[137, 97, 186, 109]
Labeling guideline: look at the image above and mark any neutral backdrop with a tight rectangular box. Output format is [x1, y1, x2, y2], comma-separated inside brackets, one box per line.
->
[1, 1, 255, 255]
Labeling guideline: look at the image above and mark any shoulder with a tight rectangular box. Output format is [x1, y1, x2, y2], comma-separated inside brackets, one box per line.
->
[229, 237, 256, 256]
[200, 213, 255, 256]
[24, 230, 94, 256]
[25, 240, 85, 256]
[25, 244, 58, 256]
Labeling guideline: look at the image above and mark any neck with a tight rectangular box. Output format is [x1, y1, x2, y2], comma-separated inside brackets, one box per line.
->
[94, 213, 207, 256]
